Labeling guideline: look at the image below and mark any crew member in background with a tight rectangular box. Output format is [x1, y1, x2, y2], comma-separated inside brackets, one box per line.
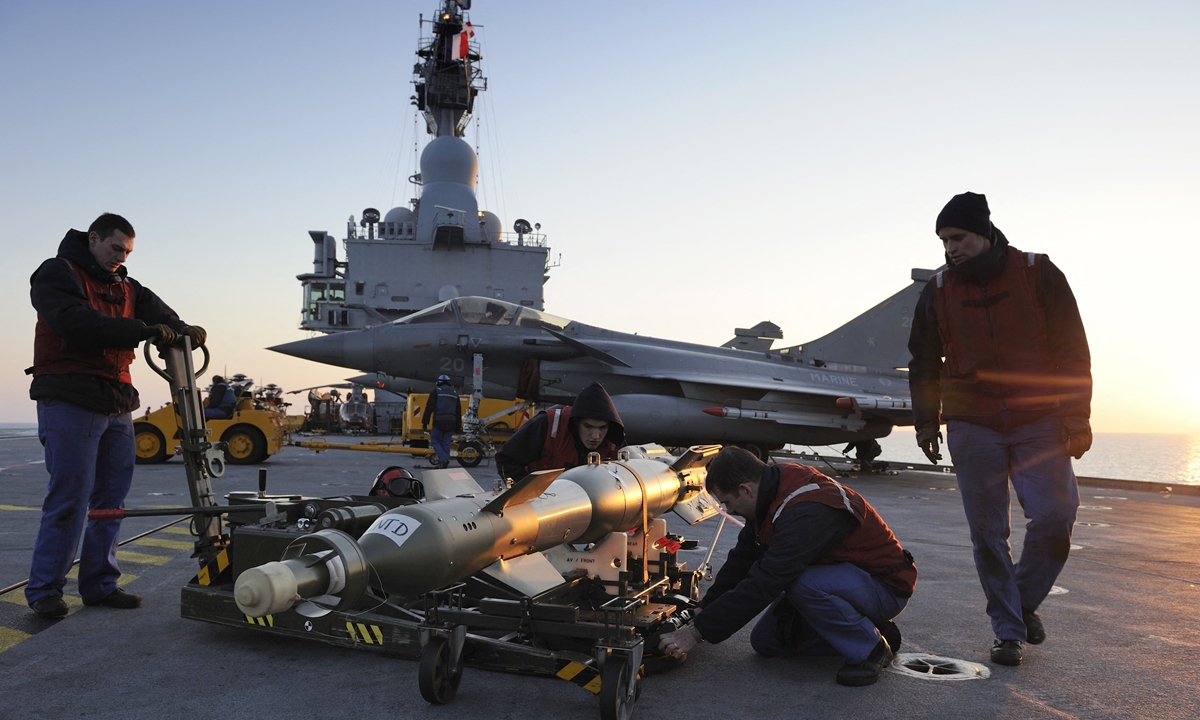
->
[495, 381, 624, 480]
[26, 213, 205, 618]
[204, 374, 236, 420]
[656, 446, 915, 687]
[422, 374, 461, 467]
[908, 192, 1092, 666]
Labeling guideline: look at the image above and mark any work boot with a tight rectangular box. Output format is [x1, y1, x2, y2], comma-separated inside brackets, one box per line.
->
[30, 595, 68, 618]
[1022, 608, 1046, 645]
[84, 588, 142, 609]
[990, 639, 1024, 666]
[836, 639, 893, 687]
[876, 620, 902, 654]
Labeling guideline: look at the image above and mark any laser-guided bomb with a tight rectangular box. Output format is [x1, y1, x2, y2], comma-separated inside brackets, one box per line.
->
[233, 445, 718, 619]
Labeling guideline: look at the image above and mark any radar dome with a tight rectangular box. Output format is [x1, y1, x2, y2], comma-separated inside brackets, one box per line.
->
[384, 206, 415, 224]
[479, 211, 502, 243]
[420, 136, 477, 186]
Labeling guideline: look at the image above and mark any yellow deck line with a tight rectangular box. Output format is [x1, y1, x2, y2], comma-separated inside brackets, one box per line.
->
[0, 627, 31, 652]
[1, 594, 83, 613]
[65, 569, 137, 585]
[115, 550, 173, 566]
[161, 526, 194, 536]
[133, 537, 193, 551]
[0, 504, 38, 511]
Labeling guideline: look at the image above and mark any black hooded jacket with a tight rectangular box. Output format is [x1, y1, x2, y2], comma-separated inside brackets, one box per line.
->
[495, 381, 625, 479]
[29, 229, 189, 414]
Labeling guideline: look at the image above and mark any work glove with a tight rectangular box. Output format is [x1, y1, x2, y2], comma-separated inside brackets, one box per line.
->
[181, 325, 207, 347]
[916, 425, 943, 464]
[1062, 417, 1092, 459]
[140, 323, 178, 346]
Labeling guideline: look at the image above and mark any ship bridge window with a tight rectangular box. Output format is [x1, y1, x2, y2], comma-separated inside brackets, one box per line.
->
[458, 297, 518, 326]
[393, 301, 457, 325]
[327, 283, 345, 303]
[515, 307, 569, 331]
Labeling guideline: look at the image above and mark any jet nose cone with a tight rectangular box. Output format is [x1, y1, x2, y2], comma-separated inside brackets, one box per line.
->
[269, 333, 354, 369]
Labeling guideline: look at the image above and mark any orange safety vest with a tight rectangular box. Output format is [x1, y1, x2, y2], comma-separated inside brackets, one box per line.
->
[31, 259, 137, 384]
[932, 246, 1059, 418]
[525, 406, 619, 472]
[757, 464, 916, 597]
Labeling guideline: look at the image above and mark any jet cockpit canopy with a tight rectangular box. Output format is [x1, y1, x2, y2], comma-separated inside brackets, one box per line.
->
[391, 296, 569, 331]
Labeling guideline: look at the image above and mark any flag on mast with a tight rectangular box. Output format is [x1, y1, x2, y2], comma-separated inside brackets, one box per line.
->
[451, 22, 474, 60]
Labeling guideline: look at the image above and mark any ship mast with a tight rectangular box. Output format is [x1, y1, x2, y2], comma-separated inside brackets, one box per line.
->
[415, 0, 487, 138]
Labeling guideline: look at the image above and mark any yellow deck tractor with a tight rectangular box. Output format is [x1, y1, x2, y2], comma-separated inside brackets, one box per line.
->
[134, 386, 287, 465]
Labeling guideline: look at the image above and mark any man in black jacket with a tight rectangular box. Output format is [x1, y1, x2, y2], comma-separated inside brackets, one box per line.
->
[25, 213, 205, 618]
[494, 382, 624, 480]
[908, 192, 1091, 666]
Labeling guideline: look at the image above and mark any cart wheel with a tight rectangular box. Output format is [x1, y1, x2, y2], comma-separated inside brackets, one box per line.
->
[598, 659, 638, 720]
[419, 636, 463, 705]
[134, 425, 168, 464]
[456, 441, 484, 468]
[222, 424, 268, 464]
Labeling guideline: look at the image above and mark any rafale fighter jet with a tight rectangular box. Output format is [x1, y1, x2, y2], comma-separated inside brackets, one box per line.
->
[270, 269, 935, 457]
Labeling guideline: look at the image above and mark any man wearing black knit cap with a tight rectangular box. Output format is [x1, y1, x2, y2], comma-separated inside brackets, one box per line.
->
[907, 192, 1091, 667]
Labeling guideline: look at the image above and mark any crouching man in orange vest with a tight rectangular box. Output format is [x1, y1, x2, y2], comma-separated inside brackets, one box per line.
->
[657, 446, 916, 687]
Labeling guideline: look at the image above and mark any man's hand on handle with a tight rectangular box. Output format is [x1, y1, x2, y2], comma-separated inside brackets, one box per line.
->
[141, 323, 178, 346]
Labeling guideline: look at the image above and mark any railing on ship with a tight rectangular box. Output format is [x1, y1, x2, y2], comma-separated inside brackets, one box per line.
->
[349, 220, 547, 248]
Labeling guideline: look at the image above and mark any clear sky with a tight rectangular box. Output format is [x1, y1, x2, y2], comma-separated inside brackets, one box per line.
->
[1, 0, 1197, 434]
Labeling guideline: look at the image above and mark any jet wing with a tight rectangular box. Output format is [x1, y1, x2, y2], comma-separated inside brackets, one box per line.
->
[544, 329, 632, 368]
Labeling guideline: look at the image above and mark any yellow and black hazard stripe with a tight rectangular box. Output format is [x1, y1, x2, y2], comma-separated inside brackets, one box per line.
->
[192, 548, 231, 586]
[244, 614, 274, 627]
[345, 621, 385, 645]
[555, 659, 602, 694]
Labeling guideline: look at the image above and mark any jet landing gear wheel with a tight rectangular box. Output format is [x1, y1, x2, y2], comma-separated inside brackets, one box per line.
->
[134, 425, 167, 464]
[735, 442, 768, 462]
[456, 441, 484, 468]
[419, 636, 463, 705]
[598, 659, 639, 720]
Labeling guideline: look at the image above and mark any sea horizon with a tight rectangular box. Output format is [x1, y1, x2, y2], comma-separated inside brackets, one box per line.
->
[3, 422, 1197, 486]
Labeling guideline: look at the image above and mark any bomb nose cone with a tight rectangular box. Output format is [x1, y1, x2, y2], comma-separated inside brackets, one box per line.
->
[269, 333, 353, 369]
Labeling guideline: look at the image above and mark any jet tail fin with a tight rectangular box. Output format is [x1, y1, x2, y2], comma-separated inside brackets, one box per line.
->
[794, 268, 940, 371]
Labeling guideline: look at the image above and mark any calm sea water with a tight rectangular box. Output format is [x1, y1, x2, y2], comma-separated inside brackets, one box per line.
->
[5, 423, 1197, 486]
[868, 429, 1200, 486]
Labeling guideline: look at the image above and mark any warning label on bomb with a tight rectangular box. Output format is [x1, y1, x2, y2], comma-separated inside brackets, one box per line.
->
[364, 516, 423, 549]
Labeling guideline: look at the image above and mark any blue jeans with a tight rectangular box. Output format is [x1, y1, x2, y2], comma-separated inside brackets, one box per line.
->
[26, 399, 135, 605]
[749, 563, 908, 663]
[947, 417, 1079, 642]
[430, 427, 453, 466]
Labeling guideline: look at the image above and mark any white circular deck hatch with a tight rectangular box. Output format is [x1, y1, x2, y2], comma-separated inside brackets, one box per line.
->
[891, 653, 990, 681]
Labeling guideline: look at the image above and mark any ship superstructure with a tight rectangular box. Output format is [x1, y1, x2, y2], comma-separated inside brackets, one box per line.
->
[298, 0, 551, 333]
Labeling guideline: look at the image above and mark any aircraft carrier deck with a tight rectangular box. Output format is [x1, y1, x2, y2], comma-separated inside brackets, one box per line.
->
[3, 433, 1199, 719]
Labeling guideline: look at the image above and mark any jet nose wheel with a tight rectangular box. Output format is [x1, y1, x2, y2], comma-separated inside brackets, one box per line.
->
[456, 441, 484, 468]
[419, 636, 464, 705]
[599, 659, 640, 720]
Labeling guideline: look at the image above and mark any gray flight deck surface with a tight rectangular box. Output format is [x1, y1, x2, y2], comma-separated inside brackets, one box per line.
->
[3, 433, 1199, 719]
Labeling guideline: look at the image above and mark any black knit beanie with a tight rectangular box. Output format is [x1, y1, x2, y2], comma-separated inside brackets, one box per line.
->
[936, 192, 992, 237]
